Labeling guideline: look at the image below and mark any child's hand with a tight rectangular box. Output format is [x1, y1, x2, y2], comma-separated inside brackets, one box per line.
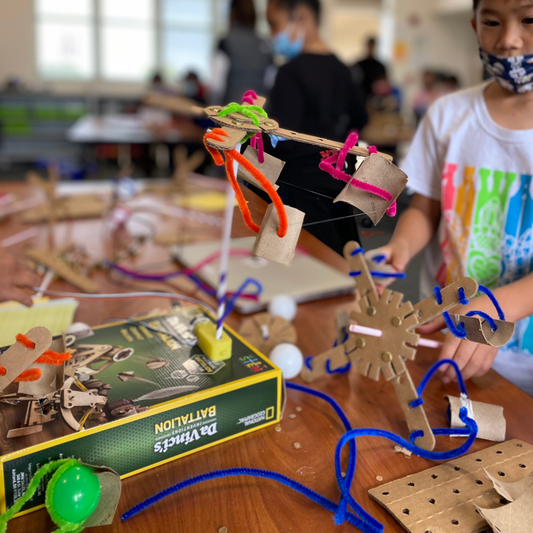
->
[418, 294, 502, 382]
[0, 253, 40, 307]
[368, 240, 410, 294]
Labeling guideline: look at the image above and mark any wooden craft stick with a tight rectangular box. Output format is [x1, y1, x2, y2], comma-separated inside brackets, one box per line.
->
[411, 277, 478, 328]
[391, 364, 436, 452]
[0, 327, 52, 391]
[144, 92, 204, 117]
[451, 315, 515, 347]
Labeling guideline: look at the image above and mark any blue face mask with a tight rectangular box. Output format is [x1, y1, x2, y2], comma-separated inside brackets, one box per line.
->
[272, 25, 304, 60]
[480, 48, 533, 94]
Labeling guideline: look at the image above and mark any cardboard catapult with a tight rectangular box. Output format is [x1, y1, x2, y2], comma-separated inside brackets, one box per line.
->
[146, 92, 409, 265]
[301, 241, 515, 452]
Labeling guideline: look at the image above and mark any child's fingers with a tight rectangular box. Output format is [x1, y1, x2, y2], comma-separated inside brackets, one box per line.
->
[14, 270, 41, 288]
[471, 346, 498, 378]
[437, 334, 462, 375]
[0, 287, 33, 307]
[442, 341, 475, 383]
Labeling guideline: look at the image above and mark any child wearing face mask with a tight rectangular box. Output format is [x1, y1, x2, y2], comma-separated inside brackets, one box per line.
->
[258, 0, 367, 256]
[377, 0, 533, 396]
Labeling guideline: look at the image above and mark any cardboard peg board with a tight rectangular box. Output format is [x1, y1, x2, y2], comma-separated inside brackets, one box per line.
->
[252, 204, 305, 265]
[237, 146, 284, 192]
[238, 313, 297, 356]
[451, 315, 515, 348]
[333, 154, 408, 225]
[369, 439, 533, 533]
[446, 396, 506, 442]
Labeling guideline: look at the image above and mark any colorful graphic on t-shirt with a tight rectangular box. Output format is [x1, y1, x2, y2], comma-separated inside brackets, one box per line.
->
[439, 164, 533, 355]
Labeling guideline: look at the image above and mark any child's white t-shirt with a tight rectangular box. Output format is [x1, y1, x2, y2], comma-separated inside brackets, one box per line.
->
[402, 81, 533, 396]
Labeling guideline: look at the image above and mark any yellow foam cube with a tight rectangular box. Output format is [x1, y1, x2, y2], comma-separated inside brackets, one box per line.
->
[194, 321, 233, 361]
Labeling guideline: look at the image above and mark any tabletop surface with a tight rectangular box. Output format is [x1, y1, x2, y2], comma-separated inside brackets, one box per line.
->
[0, 179, 531, 533]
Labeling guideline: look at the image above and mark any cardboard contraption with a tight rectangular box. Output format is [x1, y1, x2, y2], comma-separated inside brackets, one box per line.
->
[238, 312, 297, 356]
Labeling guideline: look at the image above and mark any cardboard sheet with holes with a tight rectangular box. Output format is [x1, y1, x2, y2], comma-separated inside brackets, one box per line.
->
[369, 440, 533, 533]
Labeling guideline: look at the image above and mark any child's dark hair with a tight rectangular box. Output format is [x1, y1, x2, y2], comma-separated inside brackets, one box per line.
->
[231, 0, 256, 28]
[273, 0, 321, 22]
[473, 0, 480, 11]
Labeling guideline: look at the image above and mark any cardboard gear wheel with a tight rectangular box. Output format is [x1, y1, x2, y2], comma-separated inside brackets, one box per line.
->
[238, 312, 297, 356]
[350, 288, 419, 382]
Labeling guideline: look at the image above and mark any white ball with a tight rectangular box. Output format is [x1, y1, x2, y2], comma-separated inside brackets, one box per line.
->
[268, 295, 297, 322]
[269, 343, 303, 380]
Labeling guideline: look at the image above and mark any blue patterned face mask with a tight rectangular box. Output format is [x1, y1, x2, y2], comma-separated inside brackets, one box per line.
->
[272, 24, 305, 60]
[480, 48, 533, 93]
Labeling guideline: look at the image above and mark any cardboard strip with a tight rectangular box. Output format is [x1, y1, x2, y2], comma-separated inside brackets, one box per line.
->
[447, 395, 506, 442]
[252, 204, 305, 265]
[300, 344, 353, 383]
[237, 146, 284, 192]
[451, 314, 515, 347]
[0, 327, 52, 390]
[334, 154, 408, 225]
[391, 368, 436, 452]
[343, 241, 377, 299]
[365, 249, 397, 288]
[411, 277, 478, 328]
[369, 439, 533, 533]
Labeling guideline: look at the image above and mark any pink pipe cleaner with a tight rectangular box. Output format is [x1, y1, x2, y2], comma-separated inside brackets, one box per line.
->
[242, 90, 258, 105]
[319, 136, 397, 217]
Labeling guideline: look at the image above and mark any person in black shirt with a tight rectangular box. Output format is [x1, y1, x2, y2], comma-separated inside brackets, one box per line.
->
[351, 37, 387, 100]
[259, 0, 367, 255]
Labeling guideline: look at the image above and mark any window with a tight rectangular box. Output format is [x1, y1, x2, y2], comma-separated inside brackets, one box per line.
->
[35, 0, 95, 79]
[35, 0, 231, 84]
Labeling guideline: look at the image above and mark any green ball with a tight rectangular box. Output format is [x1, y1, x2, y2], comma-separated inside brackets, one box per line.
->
[49, 464, 101, 524]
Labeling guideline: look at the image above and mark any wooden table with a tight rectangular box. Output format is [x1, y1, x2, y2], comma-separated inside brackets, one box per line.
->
[1, 181, 532, 533]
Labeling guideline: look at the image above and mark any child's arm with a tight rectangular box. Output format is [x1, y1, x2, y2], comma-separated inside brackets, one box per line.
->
[0, 253, 40, 307]
[420, 274, 533, 382]
[377, 193, 441, 273]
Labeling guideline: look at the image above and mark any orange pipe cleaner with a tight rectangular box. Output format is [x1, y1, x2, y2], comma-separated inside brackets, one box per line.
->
[204, 129, 288, 238]
[16, 334, 36, 349]
[36, 350, 72, 365]
[14, 369, 42, 383]
[0, 367, 6, 376]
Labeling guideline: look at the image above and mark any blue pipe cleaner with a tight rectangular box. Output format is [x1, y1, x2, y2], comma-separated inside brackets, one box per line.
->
[350, 271, 406, 279]
[351, 248, 365, 256]
[122, 371, 479, 533]
[465, 311, 498, 331]
[478, 285, 505, 320]
[434, 286, 467, 338]
[222, 278, 263, 320]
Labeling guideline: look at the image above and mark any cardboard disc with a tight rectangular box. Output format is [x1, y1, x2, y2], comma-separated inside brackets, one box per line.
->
[238, 313, 297, 356]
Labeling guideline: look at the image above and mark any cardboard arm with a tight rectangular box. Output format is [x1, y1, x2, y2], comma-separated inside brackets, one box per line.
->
[343, 241, 378, 299]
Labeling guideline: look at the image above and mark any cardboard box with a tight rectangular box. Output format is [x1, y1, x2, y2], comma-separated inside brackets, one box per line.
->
[0, 307, 282, 515]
